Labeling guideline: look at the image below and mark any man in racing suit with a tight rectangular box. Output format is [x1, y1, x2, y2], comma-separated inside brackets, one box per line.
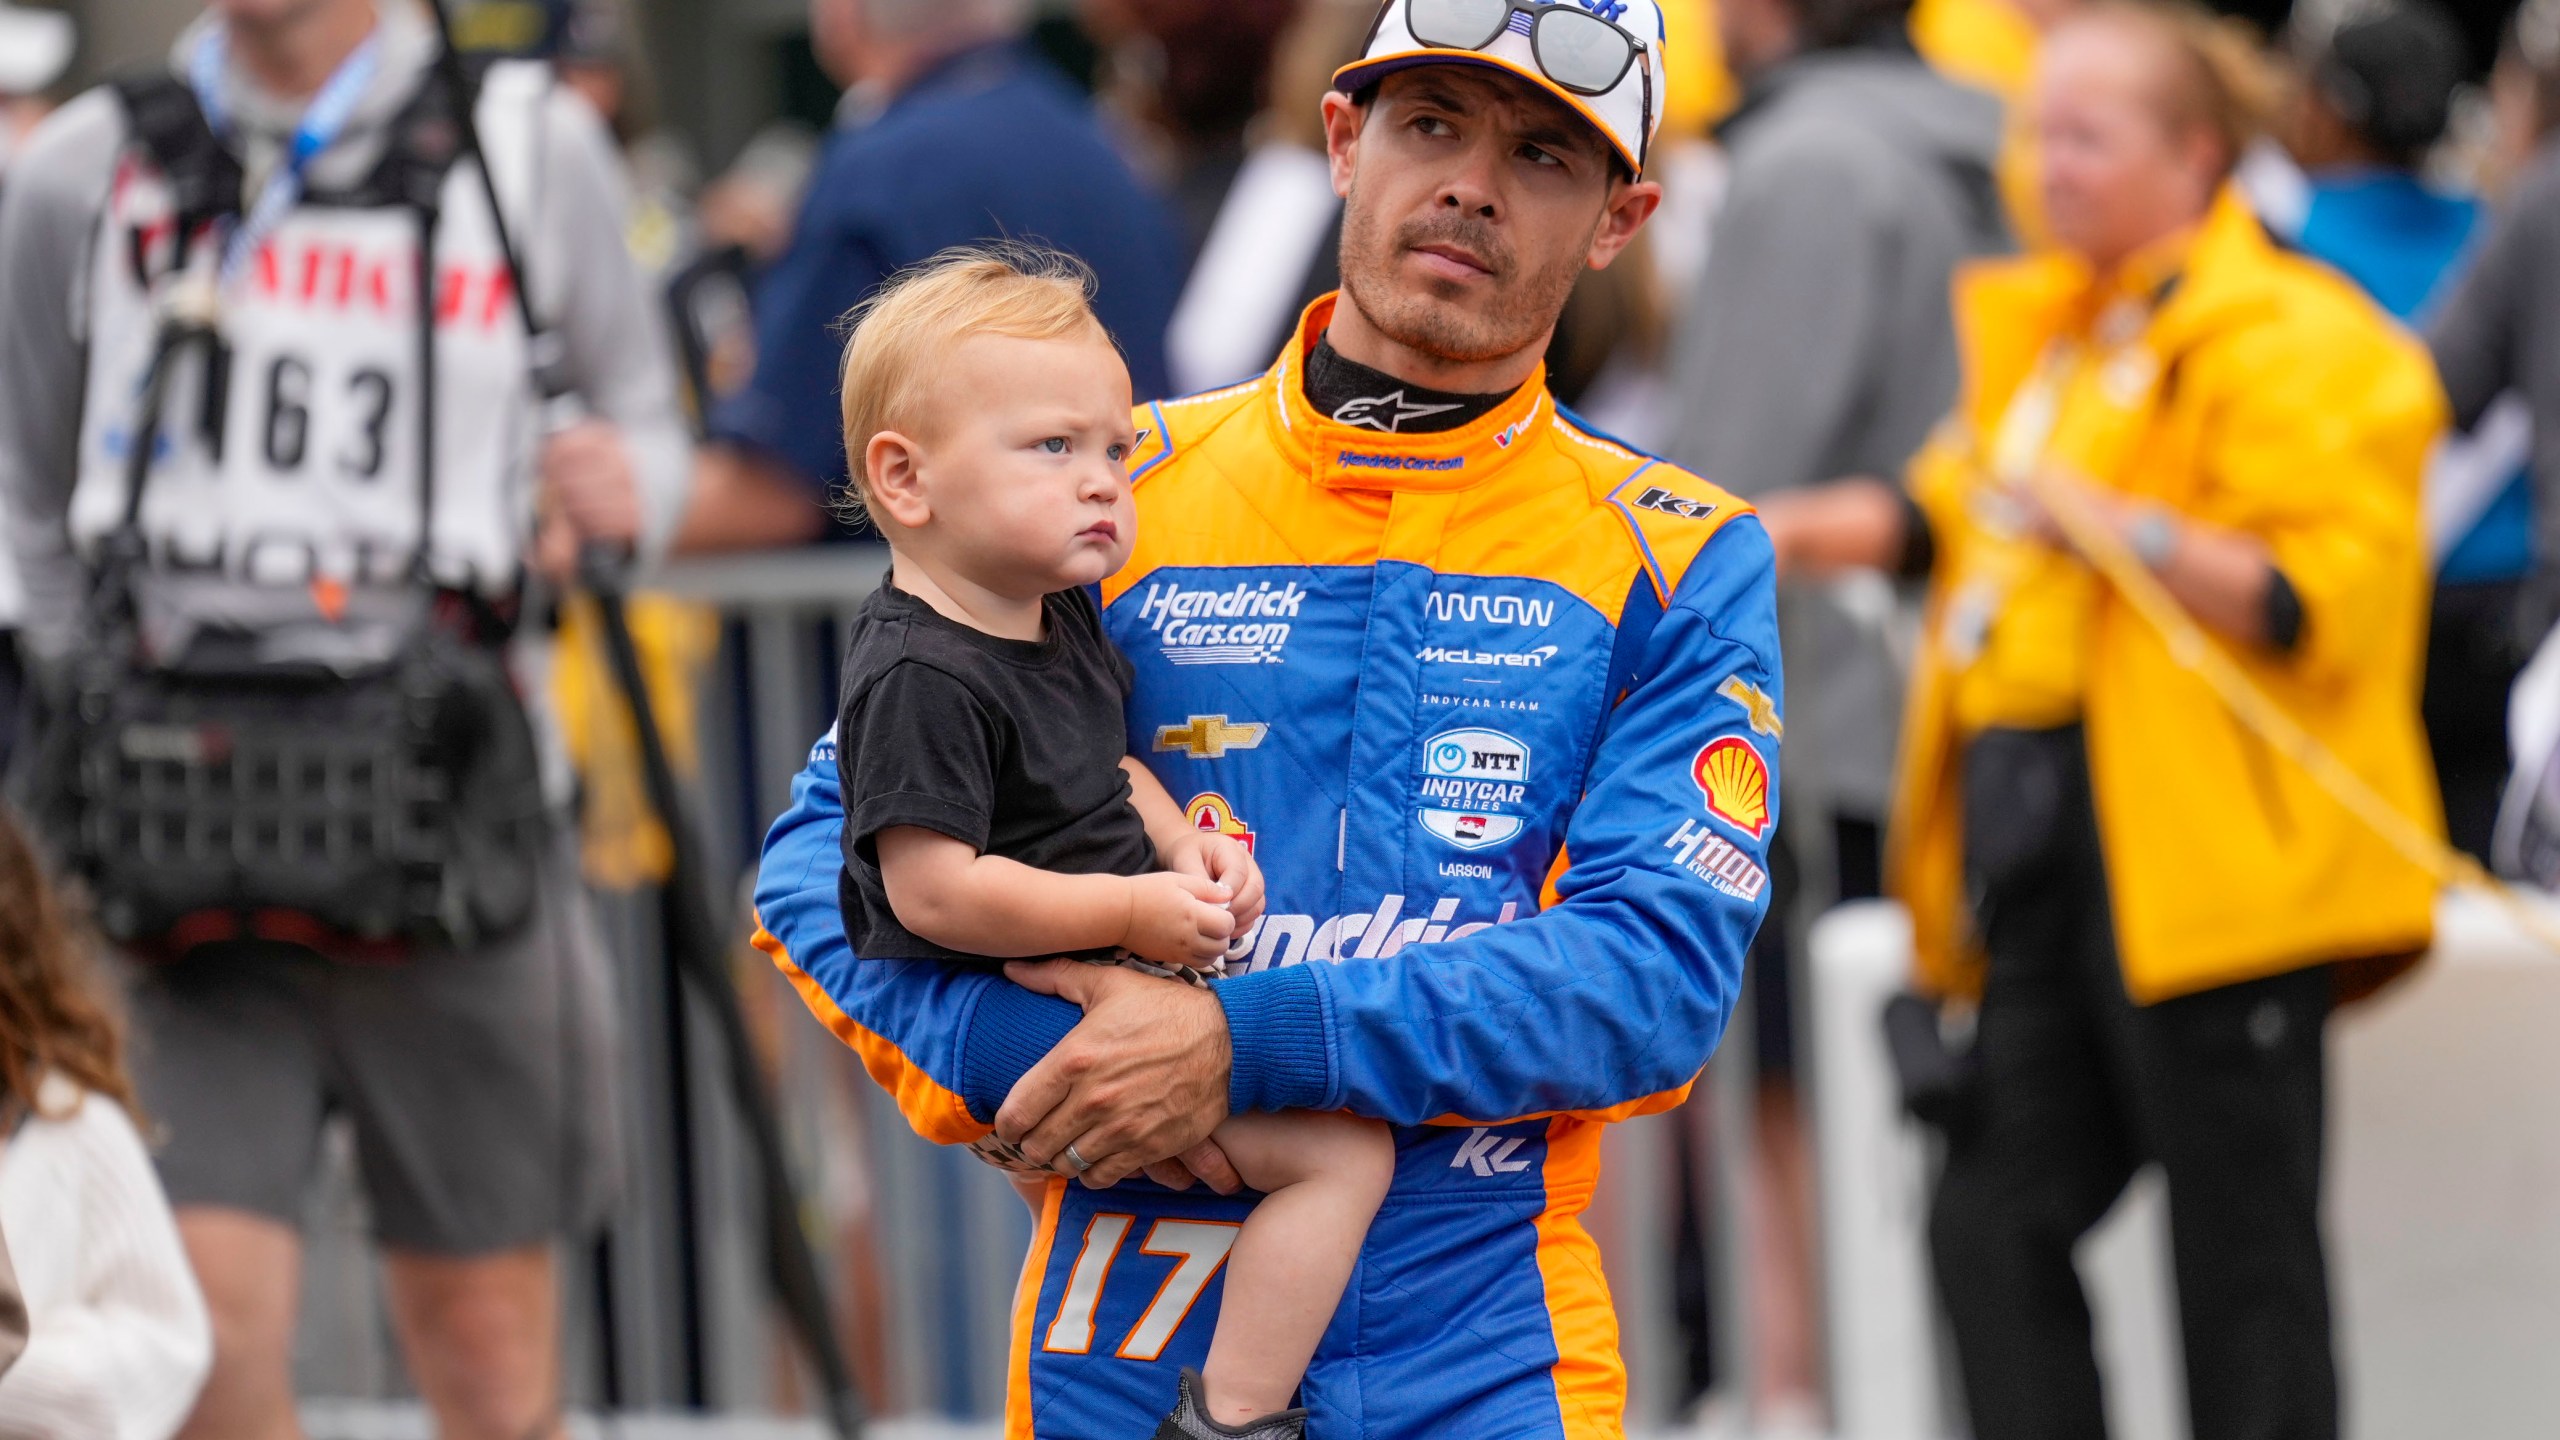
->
[753, 2, 1784, 1434]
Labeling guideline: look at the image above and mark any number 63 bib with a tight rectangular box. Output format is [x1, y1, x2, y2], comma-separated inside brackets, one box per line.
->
[72, 62, 550, 595]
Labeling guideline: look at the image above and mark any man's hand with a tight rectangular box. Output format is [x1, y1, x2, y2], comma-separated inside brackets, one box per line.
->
[996, 960, 1239, 1190]
[534, 421, 644, 580]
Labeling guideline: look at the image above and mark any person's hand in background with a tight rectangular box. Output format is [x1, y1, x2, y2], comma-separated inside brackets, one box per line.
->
[534, 421, 643, 579]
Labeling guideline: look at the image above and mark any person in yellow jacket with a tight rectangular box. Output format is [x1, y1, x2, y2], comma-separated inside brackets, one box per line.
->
[1760, 3, 2444, 1437]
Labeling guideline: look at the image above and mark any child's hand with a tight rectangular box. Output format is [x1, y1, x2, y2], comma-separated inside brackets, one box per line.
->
[1191, 834, 1263, 933]
[1161, 831, 1266, 934]
[1121, 871, 1237, 967]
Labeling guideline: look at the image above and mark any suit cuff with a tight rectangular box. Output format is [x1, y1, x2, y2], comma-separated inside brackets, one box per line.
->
[959, 980, 1081, 1124]
[1214, 963, 1332, 1113]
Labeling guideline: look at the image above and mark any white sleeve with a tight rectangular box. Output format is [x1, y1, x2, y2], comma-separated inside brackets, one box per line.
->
[0, 1100, 212, 1440]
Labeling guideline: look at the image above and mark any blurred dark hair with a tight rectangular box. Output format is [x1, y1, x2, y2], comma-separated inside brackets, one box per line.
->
[2310, 2, 2467, 165]
[1120, 0, 1302, 142]
[1794, 0, 1919, 53]
[0, 807, 138, 1126]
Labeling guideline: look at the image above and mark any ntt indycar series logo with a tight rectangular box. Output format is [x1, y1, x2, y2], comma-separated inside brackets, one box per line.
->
[1417, 727, 1531, 851]
[1135, 579, 1304, 666]
[1229, 893, 1522, 972]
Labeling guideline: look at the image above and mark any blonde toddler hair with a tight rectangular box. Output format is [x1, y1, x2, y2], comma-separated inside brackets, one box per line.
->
[835, 243, 1111, 526]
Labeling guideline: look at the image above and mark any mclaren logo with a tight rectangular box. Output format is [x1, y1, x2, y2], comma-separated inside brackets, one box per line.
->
[1418, 644, 1558, 669]
[1155, 715, 1268, 759]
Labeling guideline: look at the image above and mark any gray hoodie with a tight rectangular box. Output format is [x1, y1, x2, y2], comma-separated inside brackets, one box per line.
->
[1662, 46, 2009, 822]
[2430, 137, 2560, 643]
[0, 1, 689, 651]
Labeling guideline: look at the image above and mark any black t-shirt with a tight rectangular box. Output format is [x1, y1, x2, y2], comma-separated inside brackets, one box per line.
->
[834, 579, 1159, 964]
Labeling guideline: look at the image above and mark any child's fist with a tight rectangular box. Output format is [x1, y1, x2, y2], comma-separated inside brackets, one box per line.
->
[1122, 871, 1236, 967]
[1191, 833, 1264, 932]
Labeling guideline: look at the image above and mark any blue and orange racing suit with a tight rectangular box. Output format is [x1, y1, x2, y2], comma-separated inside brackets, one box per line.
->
[751, 298, 1784, 1438]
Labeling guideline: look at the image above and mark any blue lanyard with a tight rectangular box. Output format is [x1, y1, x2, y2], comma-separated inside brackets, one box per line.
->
[187, 22, 384, 292]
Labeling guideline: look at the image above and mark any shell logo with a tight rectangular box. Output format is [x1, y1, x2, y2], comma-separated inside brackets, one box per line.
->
[1185, 792, 1255, 853]
[1692, 736, 1770, 840]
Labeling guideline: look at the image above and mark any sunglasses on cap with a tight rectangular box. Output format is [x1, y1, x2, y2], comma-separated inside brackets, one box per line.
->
[1394, 0, 1645, 97]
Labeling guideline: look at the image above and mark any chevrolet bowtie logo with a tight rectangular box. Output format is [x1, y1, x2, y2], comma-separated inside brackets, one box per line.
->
[1717, 676, 1784, 740]
[1155, 715, 1268, 759]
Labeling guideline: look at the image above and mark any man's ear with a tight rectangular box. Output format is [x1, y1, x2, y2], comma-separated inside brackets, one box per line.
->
[864, 430, 932, 530]
[1321, 90, 1367, 200]
[1586, 177, 1664, 270]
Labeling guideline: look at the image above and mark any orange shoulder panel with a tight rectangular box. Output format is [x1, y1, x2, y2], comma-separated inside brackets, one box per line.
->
[1586, 440, 1755, 610]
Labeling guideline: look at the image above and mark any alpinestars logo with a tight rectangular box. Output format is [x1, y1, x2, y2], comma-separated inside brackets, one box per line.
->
[1333, 390, 1464, 431]
[1135, 579, 1304, 665]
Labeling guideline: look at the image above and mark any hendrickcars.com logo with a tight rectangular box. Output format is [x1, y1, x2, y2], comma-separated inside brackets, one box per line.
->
[1135, 580, 1304, 665]
[1339, 452, 1465, 471]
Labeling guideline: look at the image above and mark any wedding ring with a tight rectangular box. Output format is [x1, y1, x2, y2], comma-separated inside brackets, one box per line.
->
[1065, 1142, 1093, 1175]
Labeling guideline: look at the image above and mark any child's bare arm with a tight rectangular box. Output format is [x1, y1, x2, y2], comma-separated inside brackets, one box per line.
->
[874, 825, 1235, 965]
[1120, 758, 1198, 855]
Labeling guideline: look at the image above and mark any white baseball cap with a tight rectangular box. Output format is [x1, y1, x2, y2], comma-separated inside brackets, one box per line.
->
[0, 4, 75, 96]
[1333, 0, 1666, 176]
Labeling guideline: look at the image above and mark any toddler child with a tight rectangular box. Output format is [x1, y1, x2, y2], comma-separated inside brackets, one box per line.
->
[829, 245, 1393, 1440]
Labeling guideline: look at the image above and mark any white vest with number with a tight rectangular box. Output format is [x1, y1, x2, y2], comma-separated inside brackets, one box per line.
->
[73, 63, 549, 595]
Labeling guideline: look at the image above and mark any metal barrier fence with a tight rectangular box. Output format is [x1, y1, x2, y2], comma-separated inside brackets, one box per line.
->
[295, 545, 1775, 1431]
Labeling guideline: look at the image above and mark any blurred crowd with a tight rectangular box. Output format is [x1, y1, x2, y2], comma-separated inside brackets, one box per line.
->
[1, 0, 2557, 1435]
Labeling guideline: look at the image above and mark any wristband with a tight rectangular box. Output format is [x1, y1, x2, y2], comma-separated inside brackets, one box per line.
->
[2128, 507, 2177, 570]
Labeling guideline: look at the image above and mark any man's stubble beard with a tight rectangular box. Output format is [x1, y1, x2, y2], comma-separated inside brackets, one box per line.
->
[1336, 180, 1597, 369]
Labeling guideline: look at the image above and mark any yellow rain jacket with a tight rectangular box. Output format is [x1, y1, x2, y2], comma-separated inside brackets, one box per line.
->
[1892, 191, 2447, 1004]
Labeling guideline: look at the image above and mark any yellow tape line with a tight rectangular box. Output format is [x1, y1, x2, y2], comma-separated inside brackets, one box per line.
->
[2023, 469, 2560, 956]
